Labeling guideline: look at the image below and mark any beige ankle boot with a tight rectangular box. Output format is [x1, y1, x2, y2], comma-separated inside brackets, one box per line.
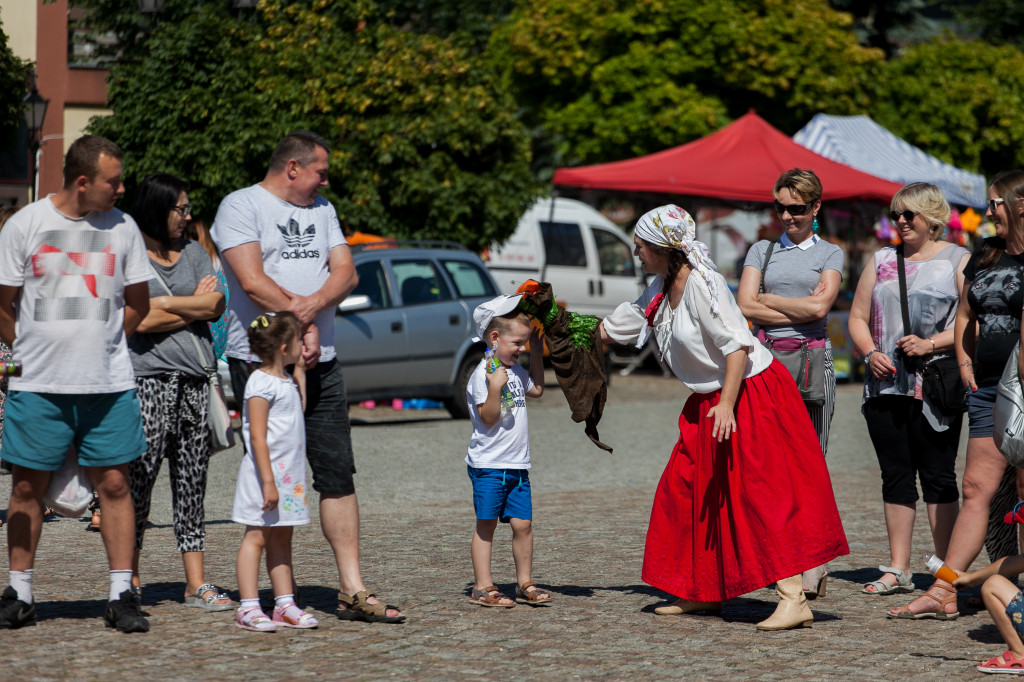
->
[755, 575, 813, 631]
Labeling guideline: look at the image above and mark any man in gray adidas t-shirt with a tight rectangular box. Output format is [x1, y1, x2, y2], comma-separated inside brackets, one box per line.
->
[212, 131, 405, 623]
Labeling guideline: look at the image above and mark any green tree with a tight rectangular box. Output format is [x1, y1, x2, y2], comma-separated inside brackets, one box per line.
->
[827, 0, 947, 57]
[0, 8, 31, 147]
[83, 0, 538, 250]
[487, 0, 885, 173]
[944, 0, 1024, 50]
[874, 37, 1024, 175]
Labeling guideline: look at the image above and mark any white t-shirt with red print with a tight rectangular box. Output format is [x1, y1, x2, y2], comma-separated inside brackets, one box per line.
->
[0, 196, 151, 393]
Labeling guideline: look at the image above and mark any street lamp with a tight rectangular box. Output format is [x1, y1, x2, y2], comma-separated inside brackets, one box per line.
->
[22, 78, 48, 203]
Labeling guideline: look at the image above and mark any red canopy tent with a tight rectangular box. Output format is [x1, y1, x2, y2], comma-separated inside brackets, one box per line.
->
[552, 111, 903, 204]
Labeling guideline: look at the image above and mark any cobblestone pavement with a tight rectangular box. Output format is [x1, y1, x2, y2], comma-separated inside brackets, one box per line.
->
[0, 371, 1006, 680]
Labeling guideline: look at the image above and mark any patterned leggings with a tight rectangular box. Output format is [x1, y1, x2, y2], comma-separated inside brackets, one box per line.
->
[806, 348, 837, 456]
[130, 372, 210, 553]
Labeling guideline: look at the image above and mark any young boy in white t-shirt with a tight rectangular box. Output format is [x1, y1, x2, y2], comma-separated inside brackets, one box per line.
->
[466, 295, 550, 608]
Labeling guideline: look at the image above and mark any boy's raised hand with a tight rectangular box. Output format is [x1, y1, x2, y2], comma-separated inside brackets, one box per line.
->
[487, 365, 509, 390]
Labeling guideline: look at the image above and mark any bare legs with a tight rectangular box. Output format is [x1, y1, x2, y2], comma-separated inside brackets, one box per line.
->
[236, 526, 294, 603]
[6, 466, 51, 572]
[321, 492, 402, 618]
[470, 517, 546, 605]
[892, 437, 1003, 616]
[865, 500, 959, 593]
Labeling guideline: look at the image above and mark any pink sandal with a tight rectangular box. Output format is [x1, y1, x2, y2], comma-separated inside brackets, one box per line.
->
[272, 603, 318, 629]
[235, 606, 277, 632]
[978, 650, 1024, 674]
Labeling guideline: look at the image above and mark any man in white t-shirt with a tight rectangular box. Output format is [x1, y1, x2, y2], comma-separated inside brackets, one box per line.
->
[0, 136, 151, 632]
[212, 131, 404, 623]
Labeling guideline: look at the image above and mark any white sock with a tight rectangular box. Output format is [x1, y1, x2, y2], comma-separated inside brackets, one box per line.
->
[109, 570, 133, 601]
[274, 594, 295, 609]
[9, 570, 33, 604]
[240, 598, 260, 610]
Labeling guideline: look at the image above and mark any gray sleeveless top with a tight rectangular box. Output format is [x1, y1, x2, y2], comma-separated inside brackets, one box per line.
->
[863, 243, 967, 404]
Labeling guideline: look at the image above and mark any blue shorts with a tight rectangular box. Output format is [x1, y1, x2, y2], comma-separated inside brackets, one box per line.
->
[1007, 591, 1024, 640]
[967, 384, 998, 439]
[2, 390, 147, 471]
[468, 466, 532, 522]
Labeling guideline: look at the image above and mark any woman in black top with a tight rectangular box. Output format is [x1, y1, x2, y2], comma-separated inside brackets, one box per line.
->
[890, 170, 1024, 620]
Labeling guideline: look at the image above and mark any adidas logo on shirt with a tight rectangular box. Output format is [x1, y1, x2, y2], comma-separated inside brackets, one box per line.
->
[277, 219, 320, 259]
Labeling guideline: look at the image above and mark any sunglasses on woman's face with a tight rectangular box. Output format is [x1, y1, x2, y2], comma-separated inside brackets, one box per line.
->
[889, 209, 917, 223]
[989, 198, 1005, 213]
[773, 200, 813, 216]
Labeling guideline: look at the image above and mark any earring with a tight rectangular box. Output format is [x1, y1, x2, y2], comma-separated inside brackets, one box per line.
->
[812, 217, 820, 234]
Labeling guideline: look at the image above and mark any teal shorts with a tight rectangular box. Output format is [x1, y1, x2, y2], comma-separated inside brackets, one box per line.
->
[2, 390, 147, 471]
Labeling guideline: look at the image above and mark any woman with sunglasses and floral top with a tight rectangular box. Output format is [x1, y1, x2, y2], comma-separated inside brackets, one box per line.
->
[738, 168, 843, 599]
[887, 172, 1024, 620]
[848, 183, 968, 609]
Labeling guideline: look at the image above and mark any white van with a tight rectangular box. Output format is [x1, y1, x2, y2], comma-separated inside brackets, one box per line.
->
[484, 198, 645, 318]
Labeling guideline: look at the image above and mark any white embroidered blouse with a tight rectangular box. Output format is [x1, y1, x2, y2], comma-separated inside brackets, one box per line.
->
[603, 273, 773, 394]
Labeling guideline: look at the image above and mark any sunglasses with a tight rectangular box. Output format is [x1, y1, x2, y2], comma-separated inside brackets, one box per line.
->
[773, 200, 813, 216]
[889, 209, 917, 223]
[989, 198, 1005, 213]
[171, 204, 192, 216]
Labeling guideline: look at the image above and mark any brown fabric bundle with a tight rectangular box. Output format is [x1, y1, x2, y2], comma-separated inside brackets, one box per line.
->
[519, 282, 612, 453]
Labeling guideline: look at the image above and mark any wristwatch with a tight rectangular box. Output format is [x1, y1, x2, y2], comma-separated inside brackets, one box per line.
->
[864, 349, 878, 364]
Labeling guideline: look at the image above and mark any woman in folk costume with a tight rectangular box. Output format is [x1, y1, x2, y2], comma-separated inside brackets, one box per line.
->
[600, 205, 848, 630]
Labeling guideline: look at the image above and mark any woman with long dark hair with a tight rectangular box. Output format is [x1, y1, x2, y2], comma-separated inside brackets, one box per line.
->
[128, 173, 230, 610]
[600, 205, 848, 630]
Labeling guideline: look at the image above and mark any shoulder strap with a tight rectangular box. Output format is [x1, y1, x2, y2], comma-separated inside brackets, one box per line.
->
[148, 264, 214, 374]
[758, 241, 778, 295]
[896, 244, 912, 337]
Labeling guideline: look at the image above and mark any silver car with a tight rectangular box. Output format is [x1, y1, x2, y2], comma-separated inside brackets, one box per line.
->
[334, 241, 501, 418]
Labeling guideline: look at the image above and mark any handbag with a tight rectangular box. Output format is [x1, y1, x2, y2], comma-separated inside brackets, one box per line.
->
[994, 342, 1024, 467]
[150, 263, 235, 454]
[758, 241, 827, 406]
[895, 246, 966, 416]
[43, 446, 94, 517]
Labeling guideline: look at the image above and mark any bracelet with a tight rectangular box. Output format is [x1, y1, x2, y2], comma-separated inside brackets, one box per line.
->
[959, 360, 972, 367]
[928, 338, 935, 352]
[864, 349, 878, 365]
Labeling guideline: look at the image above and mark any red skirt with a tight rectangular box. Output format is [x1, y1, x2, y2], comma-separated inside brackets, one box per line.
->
[641, 360, 849, 602]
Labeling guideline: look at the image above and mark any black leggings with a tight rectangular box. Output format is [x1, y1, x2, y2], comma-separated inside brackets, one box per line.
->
[864, 395, 961, 505]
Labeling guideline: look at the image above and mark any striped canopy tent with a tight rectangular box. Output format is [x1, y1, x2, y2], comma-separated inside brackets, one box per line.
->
[794, 114, 987, 208]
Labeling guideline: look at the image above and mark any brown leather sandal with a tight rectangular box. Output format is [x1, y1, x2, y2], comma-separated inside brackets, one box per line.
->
[515, 580, 552, 605]
[887, 581, 959, 620]
[337, 589, 406, 623]
[468, 585, 515, 608]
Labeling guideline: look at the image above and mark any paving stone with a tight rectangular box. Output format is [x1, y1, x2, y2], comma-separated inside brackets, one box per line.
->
[0, 373, 996, 679]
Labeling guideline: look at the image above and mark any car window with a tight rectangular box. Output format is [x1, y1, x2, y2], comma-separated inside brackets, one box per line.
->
[393, 259, 452, 305]
[442, 259, 498, 298]
[352, 260, 392, 309]
[540, 221, 586, 267]
[592, 226, 636, 277]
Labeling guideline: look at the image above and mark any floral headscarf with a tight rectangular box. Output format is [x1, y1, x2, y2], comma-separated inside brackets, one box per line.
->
[634, 204, 721, 316]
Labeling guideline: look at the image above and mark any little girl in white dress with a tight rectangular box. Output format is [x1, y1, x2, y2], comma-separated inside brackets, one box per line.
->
[232, 311, 316, 632]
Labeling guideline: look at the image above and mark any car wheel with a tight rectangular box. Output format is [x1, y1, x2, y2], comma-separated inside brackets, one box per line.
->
[444, 354, 478, 420]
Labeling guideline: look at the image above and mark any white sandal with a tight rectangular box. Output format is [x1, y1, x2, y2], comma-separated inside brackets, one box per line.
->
[863, 565, 914, 595]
